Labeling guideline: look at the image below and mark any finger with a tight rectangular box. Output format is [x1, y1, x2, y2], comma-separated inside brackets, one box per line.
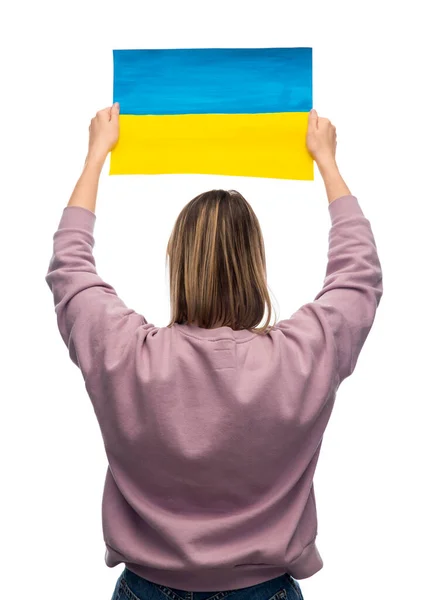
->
[96, 107, 112, 120]
[111, 102, 120, 121]
[308, 108, 318, 129]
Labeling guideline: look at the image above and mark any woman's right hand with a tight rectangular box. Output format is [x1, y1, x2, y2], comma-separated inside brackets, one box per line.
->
[306, 109, 337, 169]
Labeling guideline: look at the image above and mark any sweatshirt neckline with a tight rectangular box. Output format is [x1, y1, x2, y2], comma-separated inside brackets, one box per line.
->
[174, 322, 257, 341]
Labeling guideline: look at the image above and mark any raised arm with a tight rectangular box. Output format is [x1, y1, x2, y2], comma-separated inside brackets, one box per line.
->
[307, 108, 351, 204]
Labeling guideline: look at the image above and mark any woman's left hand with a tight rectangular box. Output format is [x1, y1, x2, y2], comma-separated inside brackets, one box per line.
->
[86, 103, 120, 165]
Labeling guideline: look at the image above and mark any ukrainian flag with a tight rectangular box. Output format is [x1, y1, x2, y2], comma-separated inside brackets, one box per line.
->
[110, 47, 313, 180]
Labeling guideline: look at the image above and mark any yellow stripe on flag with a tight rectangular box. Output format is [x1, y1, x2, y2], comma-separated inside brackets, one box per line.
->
[110, 112, 313, 180]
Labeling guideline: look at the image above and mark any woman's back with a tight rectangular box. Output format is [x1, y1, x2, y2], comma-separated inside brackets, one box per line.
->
[46, 187, 382, 591]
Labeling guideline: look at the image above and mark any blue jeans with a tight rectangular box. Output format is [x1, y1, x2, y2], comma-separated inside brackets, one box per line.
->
[111, 567, 304, 600]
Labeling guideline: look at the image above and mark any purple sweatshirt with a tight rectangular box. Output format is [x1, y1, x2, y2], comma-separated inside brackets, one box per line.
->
[45, 195, 383, 591]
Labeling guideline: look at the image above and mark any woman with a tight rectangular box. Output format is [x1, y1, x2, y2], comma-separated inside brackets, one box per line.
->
[45, 106, 383, 600]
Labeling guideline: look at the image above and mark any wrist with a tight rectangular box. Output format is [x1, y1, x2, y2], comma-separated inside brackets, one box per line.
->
[85, 151, 107, 172]
[316, 156, 338, 176]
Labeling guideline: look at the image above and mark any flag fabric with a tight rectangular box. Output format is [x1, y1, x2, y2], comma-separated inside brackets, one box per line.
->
[110, 47, 313, 180]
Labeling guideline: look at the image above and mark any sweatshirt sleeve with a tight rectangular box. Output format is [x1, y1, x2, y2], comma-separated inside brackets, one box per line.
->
[45, 206, 154, 381]
[278, 195, 383, 386]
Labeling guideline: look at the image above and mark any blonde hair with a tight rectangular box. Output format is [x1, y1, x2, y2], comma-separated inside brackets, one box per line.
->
[166, 189, 277, 335]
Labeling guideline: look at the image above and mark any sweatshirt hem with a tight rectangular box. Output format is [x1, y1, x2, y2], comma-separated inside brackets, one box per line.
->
[106, 540, 323, 591]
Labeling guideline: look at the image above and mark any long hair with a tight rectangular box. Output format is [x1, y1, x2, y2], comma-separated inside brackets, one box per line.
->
[166, 189, 278, 335]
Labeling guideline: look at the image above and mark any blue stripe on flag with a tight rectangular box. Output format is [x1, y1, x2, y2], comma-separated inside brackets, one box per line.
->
[113, 47, 312, 115]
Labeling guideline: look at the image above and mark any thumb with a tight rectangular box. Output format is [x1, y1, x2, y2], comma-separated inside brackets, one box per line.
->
[111, 102, 120, 120]
[308, 108, 318, 128]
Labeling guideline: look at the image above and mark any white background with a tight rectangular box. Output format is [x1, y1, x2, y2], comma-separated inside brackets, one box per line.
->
[2, 1, 422, 598]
